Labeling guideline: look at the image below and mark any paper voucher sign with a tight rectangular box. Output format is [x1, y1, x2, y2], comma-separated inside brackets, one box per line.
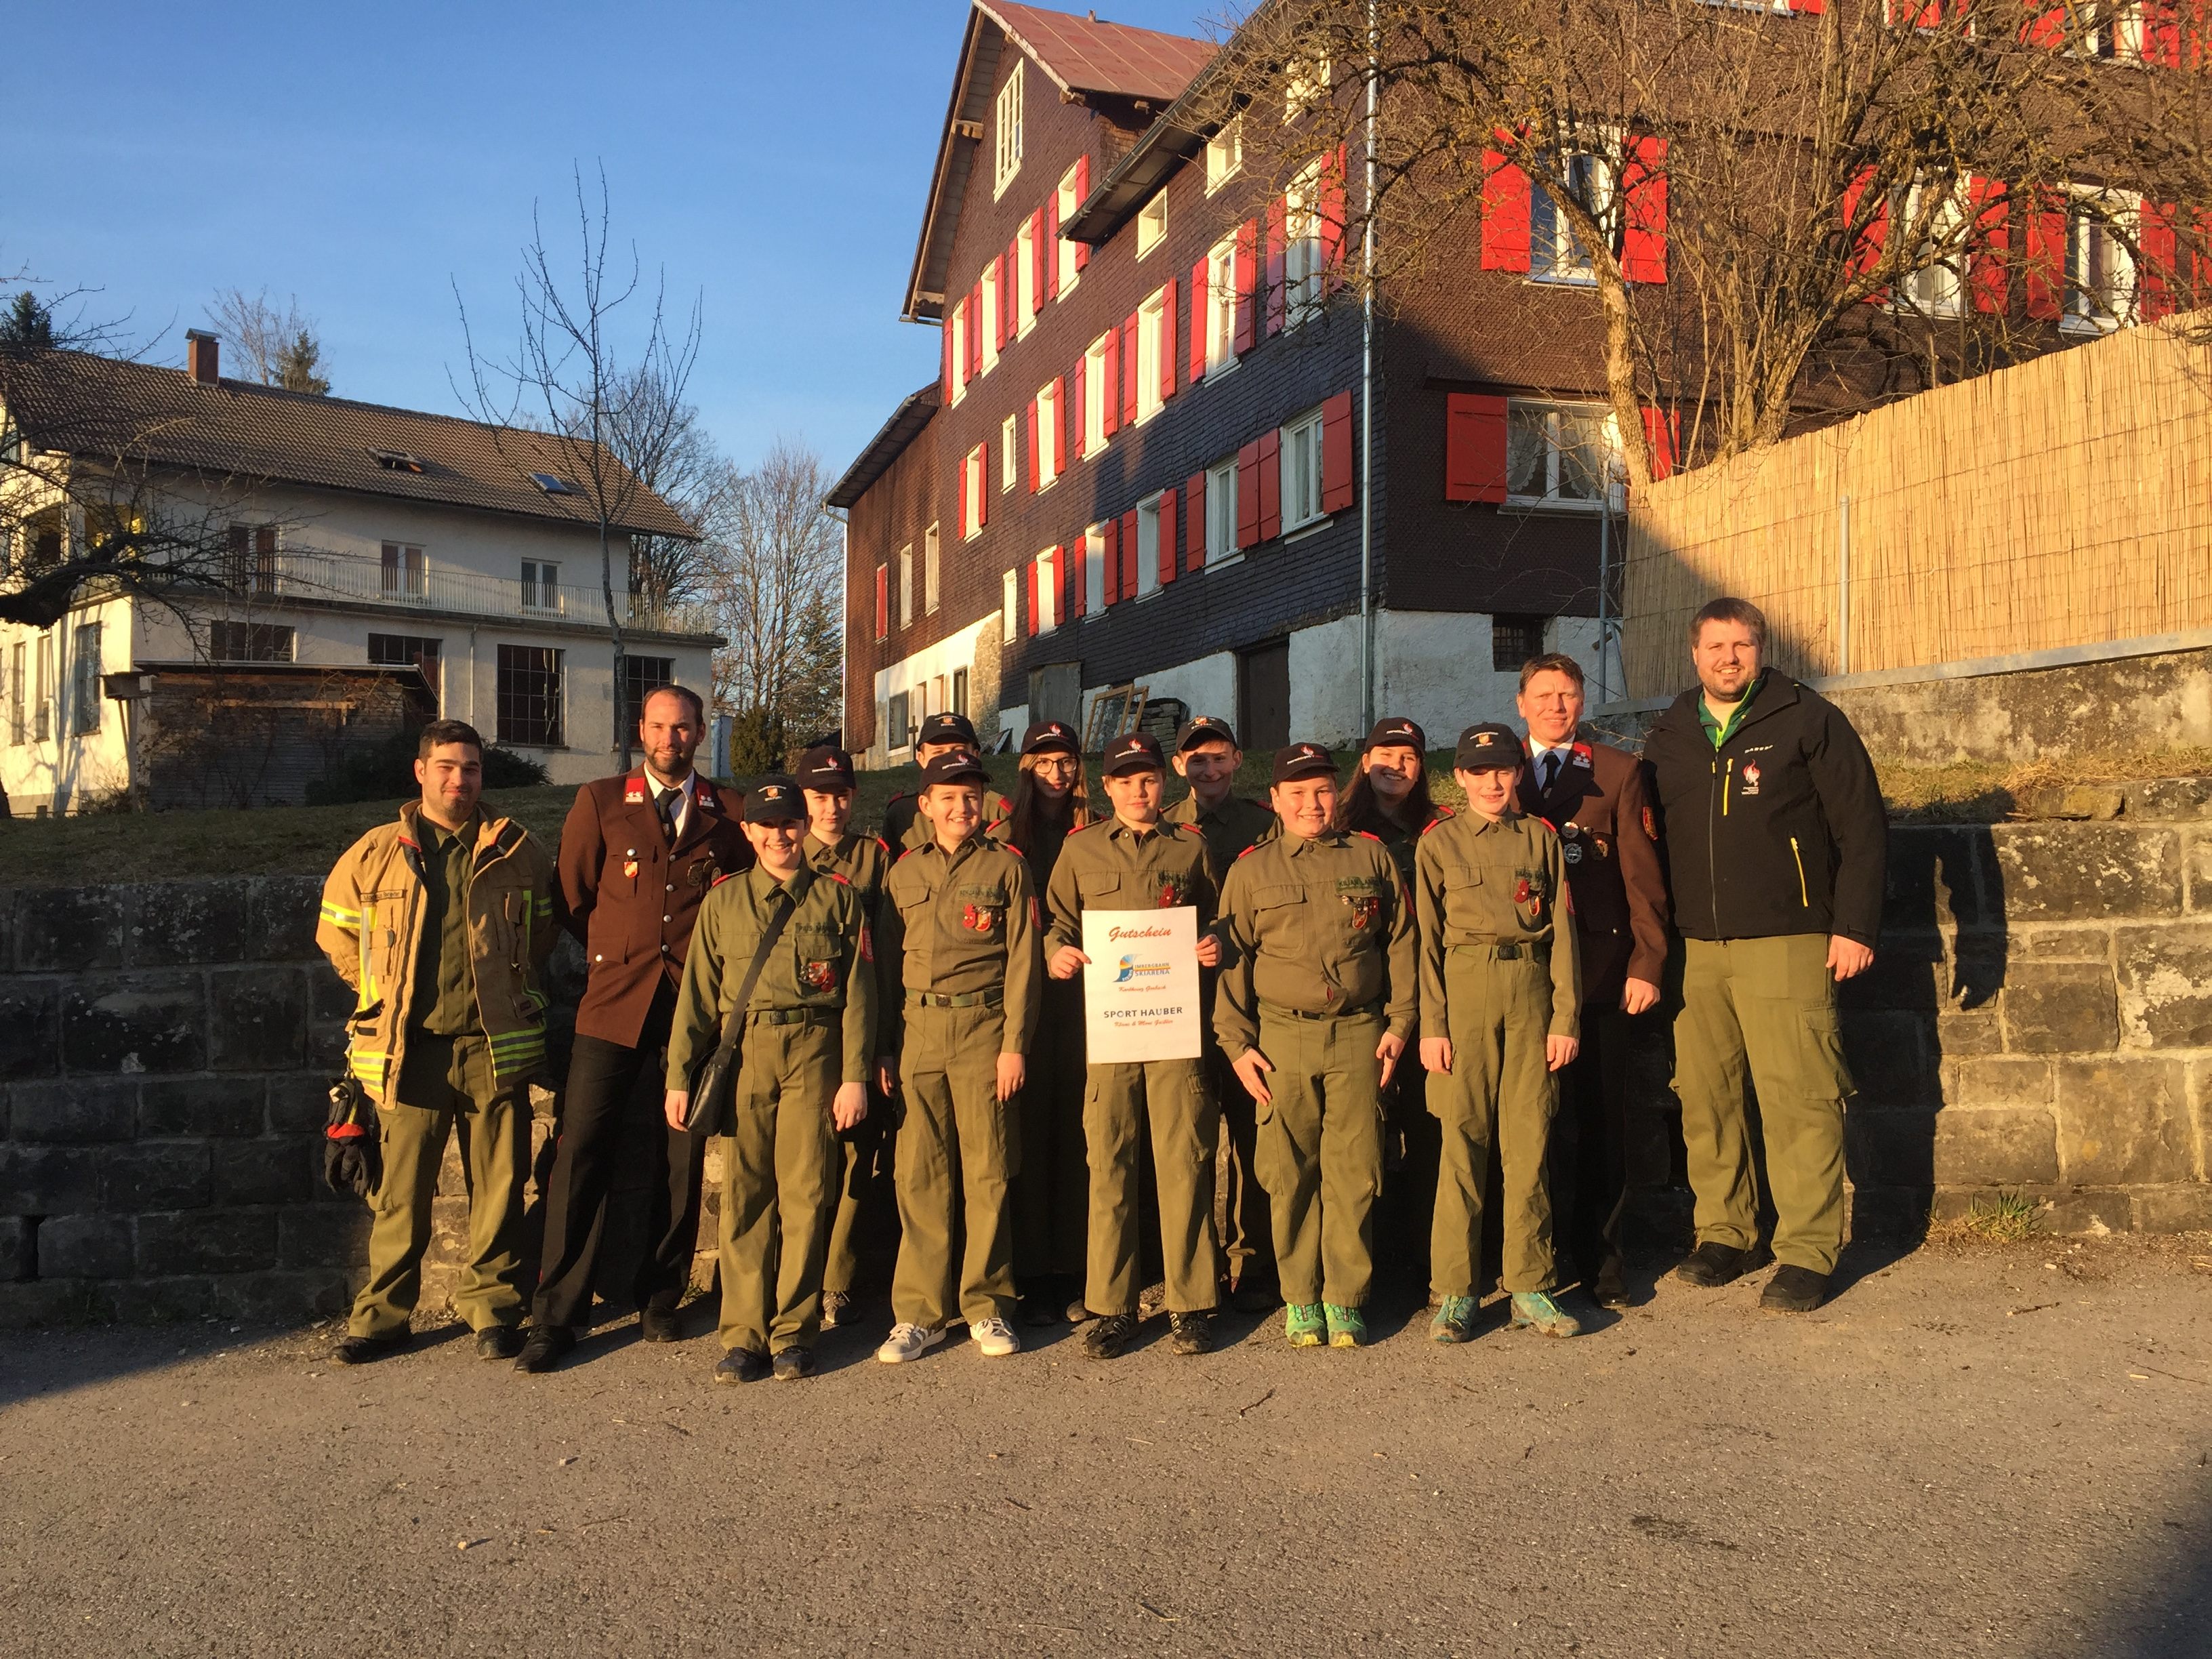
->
[1081, 906, 1202, 1063]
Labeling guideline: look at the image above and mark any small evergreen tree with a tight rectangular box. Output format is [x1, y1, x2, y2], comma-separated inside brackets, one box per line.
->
[0, 291, 56, 353]
[274, 327, 330, 394]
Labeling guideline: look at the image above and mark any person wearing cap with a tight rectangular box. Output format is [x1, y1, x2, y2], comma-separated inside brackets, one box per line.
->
[1164, 716, 1279, 1313]
[1044, 731, 1225, 1359]
[1215, 743, 1416, 1350]
[991, 718, 1095, 1319]
[871, 750, 1042, 1363]
[881, 711, 1012, 851]
[520, 684, 750, 1374]
[1338, 718, 1450, 886]
[797, 743, 897, 1331]
[664, 775, 877, 1384]
[1515, 653, 1671, 1311]
[1416, 723, 1584, 1344]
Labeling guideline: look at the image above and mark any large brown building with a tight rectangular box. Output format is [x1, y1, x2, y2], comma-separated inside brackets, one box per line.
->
[826, 2, 1679, 761]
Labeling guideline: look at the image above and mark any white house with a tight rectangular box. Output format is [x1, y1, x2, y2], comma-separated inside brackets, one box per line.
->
[0, 333, 717, 814]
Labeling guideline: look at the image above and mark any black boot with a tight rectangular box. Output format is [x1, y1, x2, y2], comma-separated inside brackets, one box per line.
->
[1673, 1242, 1750, 1288]
[1760, 1265, 1830, 1313]
[332, 1329, 411, 1366]
[514, 1325, 575, 1374]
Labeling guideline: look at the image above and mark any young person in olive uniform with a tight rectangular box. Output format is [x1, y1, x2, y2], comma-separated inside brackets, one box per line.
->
[798, 742, 896, 1330]
[522, 686, 752, 1373]
[1416, 724, 1583, 1345]
[664, 776, 876, 1382]
[1215, 743, 1416, 1350]
[880, 711, 1012, 851]
[318, 721, 558, 1365]
[1045, 731, 1225, 1359]
[872, 749, 1043, 1362]
[1641, 598, 1885, 1314]
[1163, 715, 1279, 1311]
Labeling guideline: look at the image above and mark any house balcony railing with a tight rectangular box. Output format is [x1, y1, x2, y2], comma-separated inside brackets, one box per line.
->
[213, 548, 718, 637]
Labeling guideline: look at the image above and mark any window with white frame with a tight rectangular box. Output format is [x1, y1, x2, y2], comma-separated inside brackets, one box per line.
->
[980, 260, 1001, 374]
[70, 621, 102, 735]
[1136, 191, 1168, 259]
[1506, 401, 1622, 508]
[1036, 381, 1062, 485]
[1135, 496, 1163, 597]
[994, 61, 1024, 197]
[948, 304, 967, 403]
[2069, 0, 2146, 58]
[1206, 234, 1238, 372]
[1206, 457, 1239, 563]
[1083, 333, 1110, 456]
[962, 444, 988, 538]
[1001, 413, 1019, 491]
[520, 558, 560, 612]
[1281, 407, 1326, 531]
[924, 523, 941, 615]
[1002, 568, 1019, 642]
[1016, 217, 1038, 331]
[1206, 117, 1244, 194]
[1136, 289, 1166, 423]
[899, 544, 914, 627]
[1036, 548, 1061, 632]
[1896, 180, 1968, 319]
[1084, 524, 1107, 613]
[1285, 57, 1331, 121]
[1057, 164, 1084, 293]
[1531, 151, 1610, 285]
[1284, 159, 1326, 326]
[2064, 188, 2137, 333]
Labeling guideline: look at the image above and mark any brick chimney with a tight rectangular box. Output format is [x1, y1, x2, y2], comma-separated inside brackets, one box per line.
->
[185, 329, 220, 385]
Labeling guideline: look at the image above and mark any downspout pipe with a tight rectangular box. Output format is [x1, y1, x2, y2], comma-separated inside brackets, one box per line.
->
[1358, 0, 1378, 733]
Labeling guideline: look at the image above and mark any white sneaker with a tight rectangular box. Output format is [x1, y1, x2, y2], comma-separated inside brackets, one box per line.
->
[970, 1317, 1021, 1357]
[874, 1322, 945, 1364]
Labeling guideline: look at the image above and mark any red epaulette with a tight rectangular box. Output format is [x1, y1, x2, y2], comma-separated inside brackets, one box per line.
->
[887, 790, 909, 804]
[1354, 830, 1383, 843]
[1233, 841, 1263, 860]
[1069, 819, 1107, 836]
[821, 869, 851, 885]
[711, 872, 737, 888]
[872, 836, 891, 855]
[998, 842, 1025, 858]
[1175, 821, 1204, 836]
[1418, 815, 1452, 837]
[1536, 817, 1559, 836]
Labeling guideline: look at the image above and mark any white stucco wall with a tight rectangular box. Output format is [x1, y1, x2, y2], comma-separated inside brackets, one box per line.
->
[867, 614, 997, 765]
[0, 594, 134, 814]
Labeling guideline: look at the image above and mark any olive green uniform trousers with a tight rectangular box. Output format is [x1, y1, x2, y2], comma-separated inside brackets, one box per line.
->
[892, 1002, 1021, 1328]
[718, 1016, 841, 1356]
[350, 1033, 531, 1339]
[1084, 1057, 1220, 1315]
[1012, 979, 1088, 1282]
[1252, 1008, 1386, 1309]
[1674, 935, 1855, 1275]
[823, 1096, 894, 1298]
[1427, 949, 1561, 1298]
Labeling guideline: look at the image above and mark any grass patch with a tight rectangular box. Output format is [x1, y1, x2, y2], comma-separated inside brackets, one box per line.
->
[1881, 747, 2212, 823]
[1955, 1189, 2041, 1245]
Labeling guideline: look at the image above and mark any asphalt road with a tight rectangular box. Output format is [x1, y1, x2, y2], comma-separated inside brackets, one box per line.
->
[3, 1237, 2209, 1658]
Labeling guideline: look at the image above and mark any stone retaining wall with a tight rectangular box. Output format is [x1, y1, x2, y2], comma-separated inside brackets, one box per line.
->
[3, 783, 2208, 1326]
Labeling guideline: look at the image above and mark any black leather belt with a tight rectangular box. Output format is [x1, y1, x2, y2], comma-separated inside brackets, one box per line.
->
[1260, 999, 1381, 1021]
[749, 1007, 832, 1027]
[907, 989, 1004, 1009]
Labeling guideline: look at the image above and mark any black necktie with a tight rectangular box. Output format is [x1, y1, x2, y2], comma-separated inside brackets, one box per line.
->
[1540, 751, 1561, 793]
[656, 787, 679, 844]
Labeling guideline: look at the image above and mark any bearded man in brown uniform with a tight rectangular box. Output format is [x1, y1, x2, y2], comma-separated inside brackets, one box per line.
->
[1515, 654, 1671, 1311]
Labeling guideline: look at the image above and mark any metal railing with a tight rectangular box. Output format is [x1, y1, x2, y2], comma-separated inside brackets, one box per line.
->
[220, 548, 717, 637]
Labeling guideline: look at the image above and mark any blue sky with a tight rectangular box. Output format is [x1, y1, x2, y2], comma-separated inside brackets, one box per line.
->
[4, 1, 1226, 480]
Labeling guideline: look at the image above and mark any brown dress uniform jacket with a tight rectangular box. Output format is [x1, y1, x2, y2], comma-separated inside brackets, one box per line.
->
[877, 836, 1043, 1057]
[558, 772, 754, 1048]
[1516, 738, 1671, 1006]
[1214, 828, 1418, 1057]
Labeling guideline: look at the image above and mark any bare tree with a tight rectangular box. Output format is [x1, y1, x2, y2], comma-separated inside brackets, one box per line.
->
[697, 440, 844, 773]
[453, 164, 701, 771]
[208, 288, 331, 392]
[596, 360, 722, 620]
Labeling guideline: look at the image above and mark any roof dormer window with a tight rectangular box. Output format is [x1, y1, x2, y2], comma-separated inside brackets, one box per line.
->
[369, 448, 426, 473]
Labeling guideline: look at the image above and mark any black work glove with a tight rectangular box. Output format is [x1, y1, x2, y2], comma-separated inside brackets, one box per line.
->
[322, 1076, 382, 1199]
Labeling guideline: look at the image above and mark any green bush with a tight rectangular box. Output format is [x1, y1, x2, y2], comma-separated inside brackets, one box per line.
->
[306, 732, 551, 805]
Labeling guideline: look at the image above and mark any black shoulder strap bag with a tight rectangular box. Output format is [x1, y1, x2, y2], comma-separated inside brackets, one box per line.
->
[684, 887, 796, 1137]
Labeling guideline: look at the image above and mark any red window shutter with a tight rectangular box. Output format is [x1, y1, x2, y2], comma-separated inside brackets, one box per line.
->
[1046, 195, 1061, 300]
[968, 285, 983, 377]
[991, 257, 1006, 351]
[976, 444, 987, 526]
[1073, 156, 1091, 268]
[1788, 0, 1824, 12]
[1235, 441, 1261, 548]
[1640, 406, 1680, 482]
[1185, 470, 1207, 572]
[1444, 392, 1511, 504]
[1320, 389, 1355, 514]
[1320, 144, 1349, 283]
[2020, 0, 2064, 43]
[1121, 312, 1140, 426]
[1233, 220, 1258, 354]
[956, 449, 969, 537]
[1101, 332, 1120, 437]
[1027, 558, 1039, 637]
[1104, 517, 1122, 604]
[2194, 209, 2212, 309]
[2142, 201, 2181, 319]
[1264, 196, 1288, 337]
[874, 563, 888, 639]
[2025, 188, 2066, 319]
[1189, 257, 1209, 382]
[1120, 508, 1139, 595]
[1026, 398, 1040, 493]
[1256, 429, 1282, 541]
[1621, 137, 1668, 285]
[1481, 150, 1532, 272]
[1070, 353, 1086, 457]
[1049, 375, 1067, 476]
[1042, 546, 1059, 628]
[2144, 0, 2184, 63]
[1029, 208, 1048, 314]
[1160, 277, 1177, 401]
[1967, 177, 2010, 314]
[941, 318, 954, 402]
[1158, 487, 1179, 584]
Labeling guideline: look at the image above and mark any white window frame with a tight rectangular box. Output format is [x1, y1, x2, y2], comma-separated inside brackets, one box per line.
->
[1001, 413, 1019, 492]
[1530, 150, 1613, 287]
[1084, 525, 1107, 613]
[1285, 58, 1331, 121]
[1205, 235, 1239, 375]
[1057, 164, 1084, 295]
[520, 558, 561, 613]
[1895, 179, 1969, 320]
[1281, 407, 1326, 533]
[1015, 218, 1038, 333]
[948, 304, 968, 405]
[994, 61, 1024, 199]
[979, 260, 1001, 375]
[1284, 159, 1326, 328]
[2063, 186, 2139, 335]
[1083, 333, 1110, 457]
[962, 445, 987, 539]
[1002, 568, 1019, 642]
[898, 544, 914, 628]
[2068, 0, 2147, 58]
[1205, 457, 1239, 565]
[1036, 548, 1061, 633]
[1136, 190, 1168, 260]
[1136, 289, 1166, 424]
[1036, 382, 1061, 487]
[924, 523, 941, 615]
[1135, 495, 1163, 598]
[1504, 398, 1626, 512]
[1205, 117, 1244, 194]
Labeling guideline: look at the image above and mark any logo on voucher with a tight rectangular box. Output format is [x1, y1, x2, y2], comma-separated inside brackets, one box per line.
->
[1113, 954, 1173, 985]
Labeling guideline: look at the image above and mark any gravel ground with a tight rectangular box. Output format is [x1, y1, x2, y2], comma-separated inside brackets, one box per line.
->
[3, 1237, 2208, 1658]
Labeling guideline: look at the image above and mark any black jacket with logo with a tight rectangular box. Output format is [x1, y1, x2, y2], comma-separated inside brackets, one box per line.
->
[1642, 672, 1887, 947]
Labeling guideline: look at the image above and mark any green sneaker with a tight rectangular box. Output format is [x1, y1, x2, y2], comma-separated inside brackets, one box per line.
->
[1285, 1303, 1327, 1347]
[1429, 1295, 1478, 1344]
[1324, 1304, 1366, 1348]
[1509, 1290, 1581, 1338]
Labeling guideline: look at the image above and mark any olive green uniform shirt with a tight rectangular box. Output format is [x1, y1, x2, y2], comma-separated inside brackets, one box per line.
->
[878, 835, 1042, 1057]
[1042, 817, 1221, 958]
[1412, 810, 1582, 1041]
[806, 829, 890, 921]
[666, 863, 876, 1088]
[1163, 791, 1276, 874]
[412, 814, 483, 1037]
[1215, 828, 1418, 1055]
